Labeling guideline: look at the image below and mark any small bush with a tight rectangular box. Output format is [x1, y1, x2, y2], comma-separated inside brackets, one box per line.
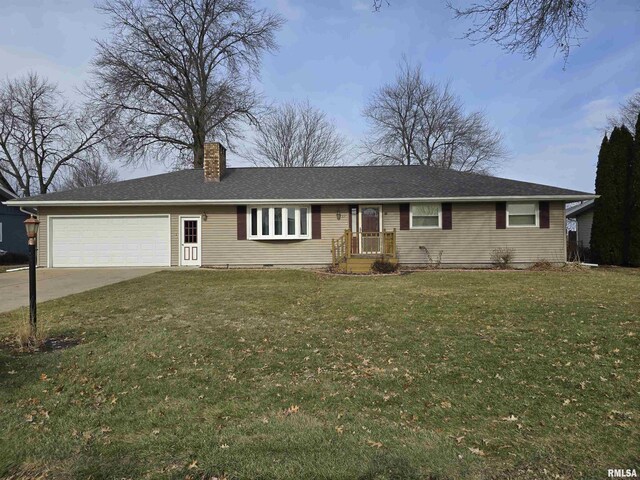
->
[491, 247, 515, 269]
[529, 260, 555, 271]
[418, 246, 443, 269]
[13, 310, 49, 352]
[371, 257, 399, 274]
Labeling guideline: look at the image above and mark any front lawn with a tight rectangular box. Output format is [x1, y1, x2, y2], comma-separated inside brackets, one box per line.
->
[1, 269, 638, 479]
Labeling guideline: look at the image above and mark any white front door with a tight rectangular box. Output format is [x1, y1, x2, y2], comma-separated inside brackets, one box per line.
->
[180, 216, 201, 266]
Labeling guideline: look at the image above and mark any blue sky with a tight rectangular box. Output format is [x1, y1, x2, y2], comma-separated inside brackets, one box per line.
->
[0, 0, 638, 192]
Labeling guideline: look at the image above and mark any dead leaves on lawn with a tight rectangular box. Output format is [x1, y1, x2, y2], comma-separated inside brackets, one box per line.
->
[283, 404, 300, 416]
[501, 414, 518, 422]
[468, 447, 486, 456]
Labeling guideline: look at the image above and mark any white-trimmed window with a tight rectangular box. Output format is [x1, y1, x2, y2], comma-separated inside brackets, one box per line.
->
[507, 202, 538, 227]
[248, 206, 311, 240]
[410, 203, 441, 229]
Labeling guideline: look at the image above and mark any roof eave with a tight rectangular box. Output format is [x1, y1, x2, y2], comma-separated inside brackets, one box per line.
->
[566, 199, 596, 218]
[0, 185, 17, 200]
[7, 194, 598, 207]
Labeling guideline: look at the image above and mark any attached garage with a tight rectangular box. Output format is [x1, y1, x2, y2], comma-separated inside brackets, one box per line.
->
[48, 215, 171, 267]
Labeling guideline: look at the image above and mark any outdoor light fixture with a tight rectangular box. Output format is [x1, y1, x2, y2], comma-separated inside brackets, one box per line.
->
[24, 216, 40, 244]
[202, 212, 208, 221]
[336, 208, 342, 220]
[23, 215, 40, 338]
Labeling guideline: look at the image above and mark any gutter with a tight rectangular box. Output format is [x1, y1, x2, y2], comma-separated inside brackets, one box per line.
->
[6, 194, 598, 208]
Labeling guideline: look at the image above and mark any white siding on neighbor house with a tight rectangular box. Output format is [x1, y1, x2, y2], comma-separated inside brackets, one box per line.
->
[576, 211, 593, 249]
[383, 202, 567, 265]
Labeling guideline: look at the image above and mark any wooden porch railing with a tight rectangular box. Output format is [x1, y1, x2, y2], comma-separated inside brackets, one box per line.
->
[332, 228, 397, 266]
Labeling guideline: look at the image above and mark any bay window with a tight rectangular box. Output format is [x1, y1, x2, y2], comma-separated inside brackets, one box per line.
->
[507, 202, 538, 227]
[248, 206, 311, 239]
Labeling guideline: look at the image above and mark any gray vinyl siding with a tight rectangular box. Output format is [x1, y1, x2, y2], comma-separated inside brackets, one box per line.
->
[576, 211, 593, 249]
[37, 206, 200, 267]
[36, 201, 566, 267]
[201, 205, 347, 266]
[385, 202, 566, 265]
[36, 205, 348, 267]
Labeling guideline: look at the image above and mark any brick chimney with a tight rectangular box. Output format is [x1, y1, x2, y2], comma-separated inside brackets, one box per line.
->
[203, 142, 226, 182]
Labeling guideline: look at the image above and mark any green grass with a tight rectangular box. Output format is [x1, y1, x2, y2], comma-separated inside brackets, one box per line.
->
[1, 269, 638, 479]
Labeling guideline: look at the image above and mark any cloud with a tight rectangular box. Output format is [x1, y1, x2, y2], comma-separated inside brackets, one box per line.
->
[275, 0, 303, 21]
[581, 97, 618, 130]
[352, 1, 371, 12]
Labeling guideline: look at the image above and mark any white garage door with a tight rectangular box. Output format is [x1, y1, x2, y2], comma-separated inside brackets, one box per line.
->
[49, 215, 171, 267]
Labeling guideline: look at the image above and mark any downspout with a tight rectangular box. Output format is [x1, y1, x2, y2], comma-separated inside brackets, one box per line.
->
[20, 207, 35, 216]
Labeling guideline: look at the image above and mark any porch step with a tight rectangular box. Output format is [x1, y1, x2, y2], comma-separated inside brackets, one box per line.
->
[337, 256, 398, 273]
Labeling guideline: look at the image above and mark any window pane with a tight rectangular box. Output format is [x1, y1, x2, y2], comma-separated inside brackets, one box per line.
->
[299, 207, 308, 236]
[413, 216, 439, 227]
[251, 208, 258, 236]
[287, 208, 296, 236]
[509, 214, 536, 226]
[412, 203, 439, 217]
[262, 208, 270, 235]
[509, 203, 536, 215]
[184, 220, 198, 243]
[274, 208, 283, 235]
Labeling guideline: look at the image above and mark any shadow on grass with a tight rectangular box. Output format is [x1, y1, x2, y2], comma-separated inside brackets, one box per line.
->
[358, 452, 439, 480]
[0, 328, 82, 390]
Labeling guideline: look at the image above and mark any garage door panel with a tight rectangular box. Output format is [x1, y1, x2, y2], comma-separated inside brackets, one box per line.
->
[50, 216, 171, 267]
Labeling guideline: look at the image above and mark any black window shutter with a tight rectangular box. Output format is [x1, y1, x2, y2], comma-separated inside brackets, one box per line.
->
[237, 206, 247, 240]
[442, 202, 452, 230]
[539, 201, 550, 229]
[496, 202, 506, 229]
[311, 205, 322, 239]
[399, 203, 410, 230]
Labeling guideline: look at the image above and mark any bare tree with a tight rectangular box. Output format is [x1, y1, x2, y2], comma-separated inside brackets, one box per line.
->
[61, 158, 120, 190]
[90, 0, 283, 169]
[0, 172, 14, 195]
[448, 0, 591, 63]
[608, 91, 640, 135]
[362, 60, 506, 174]
[247, 101, 348, 167]
[0, 73, 112, 197]
[372, 0, 389, 10]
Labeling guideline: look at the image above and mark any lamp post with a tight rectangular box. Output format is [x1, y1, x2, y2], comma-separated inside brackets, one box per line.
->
[24, 215, 40, 338]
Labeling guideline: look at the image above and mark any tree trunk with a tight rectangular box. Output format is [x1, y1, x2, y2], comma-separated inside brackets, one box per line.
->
[193, 130, 205, 168]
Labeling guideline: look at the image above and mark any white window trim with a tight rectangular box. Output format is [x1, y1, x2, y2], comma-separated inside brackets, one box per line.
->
[410, 203, 442, 229]
[506, 202, 539, 228]
[247, 205, 311, 240]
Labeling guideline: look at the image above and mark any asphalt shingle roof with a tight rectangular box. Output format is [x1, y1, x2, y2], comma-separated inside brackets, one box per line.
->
[14, 165, 593, 203]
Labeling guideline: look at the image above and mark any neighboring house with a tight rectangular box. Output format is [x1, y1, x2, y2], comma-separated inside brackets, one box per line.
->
[8, 143, 595, 269]
[566, 200, 595, 250]
[0, 182, 29, 256]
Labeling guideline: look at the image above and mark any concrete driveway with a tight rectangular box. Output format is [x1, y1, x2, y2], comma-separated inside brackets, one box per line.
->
[0, 268, 161, 313]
